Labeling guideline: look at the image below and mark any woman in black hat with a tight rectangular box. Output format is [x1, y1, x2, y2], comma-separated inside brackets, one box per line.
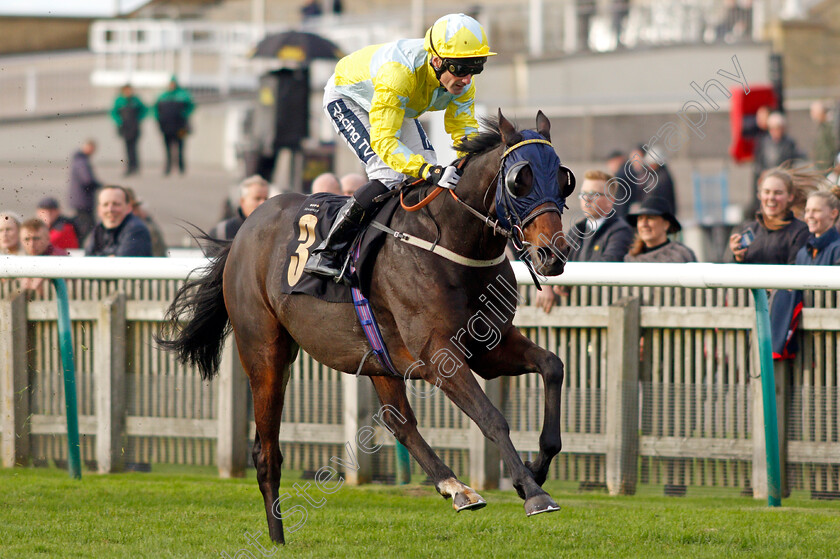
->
[624, 197, 697, 263]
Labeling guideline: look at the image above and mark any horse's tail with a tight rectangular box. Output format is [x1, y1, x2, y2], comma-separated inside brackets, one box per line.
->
[156, 238, 232, 381]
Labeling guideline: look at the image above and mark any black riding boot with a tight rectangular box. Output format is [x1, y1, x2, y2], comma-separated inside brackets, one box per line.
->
[304, 180, 388, 281]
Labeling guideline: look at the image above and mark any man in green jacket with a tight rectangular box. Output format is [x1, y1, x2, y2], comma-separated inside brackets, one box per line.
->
[110, 84, 147, 176]
[154, 76, 195, 176]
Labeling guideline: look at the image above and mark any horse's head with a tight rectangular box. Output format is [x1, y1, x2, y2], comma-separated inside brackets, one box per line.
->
[493, 110, 575, 276]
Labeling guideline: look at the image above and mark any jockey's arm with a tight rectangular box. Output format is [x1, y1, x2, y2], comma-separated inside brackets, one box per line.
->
[444, 86, 480, 157]
[369, 82, 432, 181]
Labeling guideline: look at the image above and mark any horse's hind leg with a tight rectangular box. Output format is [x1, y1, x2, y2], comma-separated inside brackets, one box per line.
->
[235, 326, 297, 544]
[369, 376, 486, 511]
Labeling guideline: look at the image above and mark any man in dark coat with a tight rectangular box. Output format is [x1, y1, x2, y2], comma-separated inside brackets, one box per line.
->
[67, 139, 100, 240]
[612, 145, 646, 218]
[637, 144, 676, 214]
[111, 84, 147, 176]
[84, 185, 152, 257]
[154, 76, 195, 176]
[752, 111, 804, 214]
[210, 175, 270, 241]
[755, 112, 804, 175]
[536, 169, 633, 312]
[568, 170, 634, 262]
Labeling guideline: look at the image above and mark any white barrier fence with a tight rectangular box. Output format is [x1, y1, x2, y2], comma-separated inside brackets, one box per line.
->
[2, 257, 839, 497]
[4, 257, 840, 290]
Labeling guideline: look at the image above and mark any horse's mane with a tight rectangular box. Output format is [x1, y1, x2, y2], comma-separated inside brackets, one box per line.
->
[455, 116, 523, 156]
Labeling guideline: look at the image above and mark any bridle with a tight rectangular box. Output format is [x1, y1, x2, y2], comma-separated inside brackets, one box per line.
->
[400, 136, 570, 251]
[390, 134, 571, 286]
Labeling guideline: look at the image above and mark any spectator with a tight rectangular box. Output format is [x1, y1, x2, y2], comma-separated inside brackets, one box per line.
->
[154, 76, 195, 176]
[754, 112, 804, 187]
[300, 0, 322, 19]
[769, 185, 840, 360]
[714, 0, 752, 42]
[613, 145, 646, 217]
[211, 175, 270, 241]
[624, 197, 697, 262]
[36, 197, 79, 252]
[536, 169, 633, 312]
[610, 0, 629, 45]
[827, 154, 840, 187]
[340, 173, 367, 197]
[340, 172, 366, 197]
[111, 84, 148, 176]
[798, 186, 840, 265]
[19, 218, 65, 294]
[68, 139, 101, 240]
[606, 149, 626, 177]
[0, 212, 23, 255]
[729, 166, 815, 265]
[311, 172, 342, 195]
[84, 185, 152, 257]
[810, 101, 837, 172]
[124, 187, 167, 257]
[570, 170, 635, 262]
[639, 144, 676, 216]
[754, 105, 771, 141]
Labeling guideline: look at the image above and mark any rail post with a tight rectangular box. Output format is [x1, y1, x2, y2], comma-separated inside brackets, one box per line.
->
[1, 293, 30, 468]
[605, 295, 640, 495]
[53, 279, 82, 479]
[751, 288, 782, 506]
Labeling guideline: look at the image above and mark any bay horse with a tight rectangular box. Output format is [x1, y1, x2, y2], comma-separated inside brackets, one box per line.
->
[158, 110, 574, 543]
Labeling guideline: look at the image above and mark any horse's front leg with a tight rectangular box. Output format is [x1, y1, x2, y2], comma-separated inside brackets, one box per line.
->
[410, 341, 559, 516]
[471, 327, 564, 487]
[368, 375, 486, 511]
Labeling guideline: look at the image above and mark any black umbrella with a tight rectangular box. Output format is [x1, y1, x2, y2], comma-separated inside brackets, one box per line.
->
[251, 31, 343, 62]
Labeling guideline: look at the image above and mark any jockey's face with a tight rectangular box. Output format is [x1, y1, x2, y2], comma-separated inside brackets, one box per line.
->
[433, 57, 474, 96]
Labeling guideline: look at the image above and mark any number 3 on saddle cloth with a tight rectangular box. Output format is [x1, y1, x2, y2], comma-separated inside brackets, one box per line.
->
[281, 192, 404, 375]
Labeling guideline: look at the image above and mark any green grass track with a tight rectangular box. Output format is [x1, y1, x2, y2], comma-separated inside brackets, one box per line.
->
[1, 466, 837, 558]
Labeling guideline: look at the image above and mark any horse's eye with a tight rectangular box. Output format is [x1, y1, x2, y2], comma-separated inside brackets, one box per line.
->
[558, 165, 576, 198]
[505, 161, 533, 198]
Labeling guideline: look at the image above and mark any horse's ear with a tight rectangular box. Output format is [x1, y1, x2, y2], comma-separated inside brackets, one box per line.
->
[498, 109, 517, 145]
[536, 110, 551, 141]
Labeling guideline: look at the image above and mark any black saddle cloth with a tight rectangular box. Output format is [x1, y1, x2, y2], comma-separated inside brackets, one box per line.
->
[280, 192, 400, 303]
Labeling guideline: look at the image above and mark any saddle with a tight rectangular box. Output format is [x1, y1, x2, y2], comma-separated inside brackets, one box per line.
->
[280, 192, 401, 303]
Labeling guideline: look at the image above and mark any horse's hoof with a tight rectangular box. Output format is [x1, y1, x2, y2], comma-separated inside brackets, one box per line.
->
[524, 494, 560, 516]
[453, 491, 487, 512]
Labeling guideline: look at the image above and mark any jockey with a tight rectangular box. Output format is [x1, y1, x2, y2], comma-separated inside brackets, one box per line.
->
[304, 13, 496, 281]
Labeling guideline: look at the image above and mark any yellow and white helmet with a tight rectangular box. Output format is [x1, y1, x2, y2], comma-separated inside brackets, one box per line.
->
[423, 13, 496, 59]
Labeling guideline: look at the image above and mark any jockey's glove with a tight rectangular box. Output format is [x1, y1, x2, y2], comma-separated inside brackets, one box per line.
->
[426, 165, 461, 189]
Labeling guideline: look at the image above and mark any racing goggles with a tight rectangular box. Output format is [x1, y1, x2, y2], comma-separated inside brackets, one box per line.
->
[440, 57, 487, 77]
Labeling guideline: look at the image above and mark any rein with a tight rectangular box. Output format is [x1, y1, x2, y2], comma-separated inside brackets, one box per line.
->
[399, 156, 468, 212]
[400, 157, 519, 242]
